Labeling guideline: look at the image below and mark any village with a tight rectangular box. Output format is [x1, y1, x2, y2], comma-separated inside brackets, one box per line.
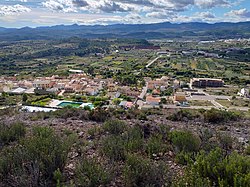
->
[0, 68, 249, 112]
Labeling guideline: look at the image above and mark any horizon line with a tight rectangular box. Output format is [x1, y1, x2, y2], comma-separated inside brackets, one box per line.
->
[1, 20, 250, 29]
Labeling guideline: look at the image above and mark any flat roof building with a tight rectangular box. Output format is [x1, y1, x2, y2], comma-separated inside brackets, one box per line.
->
[190, 78, 224, 88]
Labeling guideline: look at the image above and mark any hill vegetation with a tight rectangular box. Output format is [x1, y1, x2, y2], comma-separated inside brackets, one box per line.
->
[0, 107, 249, 186]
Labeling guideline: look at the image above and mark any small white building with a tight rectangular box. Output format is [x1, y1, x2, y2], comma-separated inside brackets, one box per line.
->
[69, 69, 84, 74]
[238, 88, 249, 98]
[9, 87, 26, 94]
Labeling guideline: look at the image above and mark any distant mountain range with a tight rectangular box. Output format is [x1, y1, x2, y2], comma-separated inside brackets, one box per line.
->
[1, 21, 250, 41]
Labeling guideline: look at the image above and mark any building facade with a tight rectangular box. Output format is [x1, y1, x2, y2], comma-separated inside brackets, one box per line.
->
[190, 78, 224, 88]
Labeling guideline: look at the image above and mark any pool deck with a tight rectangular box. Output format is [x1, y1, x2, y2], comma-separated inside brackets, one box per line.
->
[49, 99, 64, 107]
[22, 106, 57, 112]
[80, 103, 94, 109]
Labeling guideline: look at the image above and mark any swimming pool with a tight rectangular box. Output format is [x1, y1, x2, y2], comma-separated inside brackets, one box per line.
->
[57, 101, 83, 108]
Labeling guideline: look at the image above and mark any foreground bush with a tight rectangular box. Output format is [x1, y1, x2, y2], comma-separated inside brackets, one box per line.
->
[204, 108, 241, 123]
[123, 125, 144, 153]
[102, 119, 126, 135]
[146, 134, 168, 157]
[167, 109, 201, 121]
[175, 148, 250, 187]
[124, 154, 168, 187]
[0, 126, 75, 186]
[75, 157, 111, 187]
[101, 135, 126, 161]
[171, 130, 201, 153]
[0, 122, 26, 146]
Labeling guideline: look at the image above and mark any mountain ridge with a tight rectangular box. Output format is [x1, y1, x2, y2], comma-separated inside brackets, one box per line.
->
[1, 21, 250, 41]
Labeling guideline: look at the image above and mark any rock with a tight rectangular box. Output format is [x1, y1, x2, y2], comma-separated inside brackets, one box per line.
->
[168, 151, 174, 157]
[238, 137, 245, 143]
[70, 152, 79, 159]
[78, 131, 84, 138]
[66, 163, 75, 171]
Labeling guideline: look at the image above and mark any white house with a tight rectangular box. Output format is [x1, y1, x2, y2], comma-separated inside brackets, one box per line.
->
[238, 88, 249, 98]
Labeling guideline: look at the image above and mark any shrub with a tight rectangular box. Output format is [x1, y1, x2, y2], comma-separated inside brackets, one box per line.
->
[204, 108, 241, 123]
[246, 145, 250, 155]
[75, 157, 111, 187]
[0, 126, 75, 186]
[88, 109, 110, 122]
[123, 126, 144, 153]
[171, 130, 201, 153]
[175, 148, 250, 187]
[53, 169, 63, 187]
[53, 108, 82, 119]
[101, 135, 126, 161]
[137, 113, 147, 120]
[146, 134, 168, 157]
[87, 126, 102, 137]
[123, 154, 168, 187]
[0, 122, 26, 146]
[175, 151, 193, 165]
[167, 109, 200, 121]
[102, 119, 126, 135]
[0, 107, 18, 116]
[217, 133, 233, 151]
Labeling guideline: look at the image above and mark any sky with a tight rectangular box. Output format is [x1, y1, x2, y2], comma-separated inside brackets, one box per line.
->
[0, 0, 250, 28]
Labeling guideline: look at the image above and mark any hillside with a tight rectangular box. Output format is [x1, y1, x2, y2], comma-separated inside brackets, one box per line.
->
[1, 21, 250, 41]
[0, 107, 250, 186]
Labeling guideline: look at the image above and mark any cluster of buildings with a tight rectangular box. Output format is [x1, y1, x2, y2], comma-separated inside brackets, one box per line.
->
[0, 72, 112, 96]
[2, 68, 249, 110]
[139, 77, 227, 108]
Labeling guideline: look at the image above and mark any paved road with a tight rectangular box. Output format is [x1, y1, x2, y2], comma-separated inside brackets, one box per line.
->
[137, 82, 148, 109]
[162, 105, 249, 111]
[145, 55, 162, 68]
[163, 104, 214, 110]
[58, 90, 65, 96]
[211, 100, 224, 108]
[139, 82, 148, 99]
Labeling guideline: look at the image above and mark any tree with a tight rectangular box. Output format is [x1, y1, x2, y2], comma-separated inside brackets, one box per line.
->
[87, 66, 94, 76]
[22, 93, 28, 103]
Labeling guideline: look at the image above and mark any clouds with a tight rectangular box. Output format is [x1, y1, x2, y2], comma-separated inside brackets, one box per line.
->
[42, 0, 76, 12]
[90, 1, 134, 13]
[195, 11, 215, 19]
[226, 8, 250, 18]
[0, 4, 31, 16]
[195, 0, 230, 9]
[146, 11, 176, 19]
[40, 0, 239, 14]
[72, 0, 88, 7]
[0, 0, 249, 27]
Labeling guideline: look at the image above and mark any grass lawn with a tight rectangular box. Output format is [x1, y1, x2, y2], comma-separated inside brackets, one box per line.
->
[217, 98, 250, 108]
[189, 100, 213, 106]
[216, 99, 232, 108]
[31, 97, 52, 107]
[204, 87, 239, 96]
